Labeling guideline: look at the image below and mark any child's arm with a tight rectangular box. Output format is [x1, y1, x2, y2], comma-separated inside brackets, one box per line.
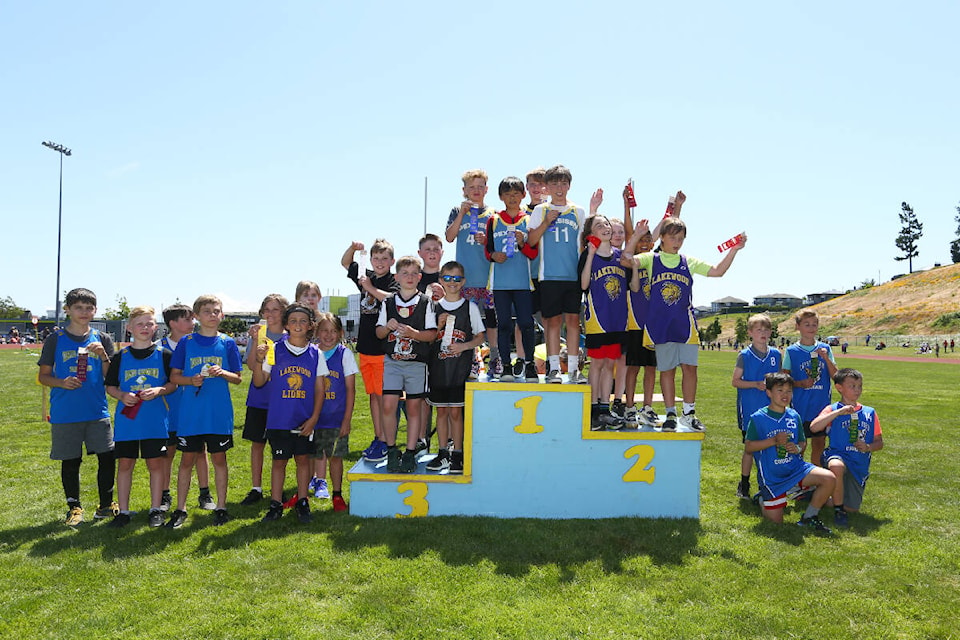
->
[38, 365, 81, 390]
[810, 403, 854, 433]
[672, 190, 686, 217]
[445, 202, 469, 243]
[251, 344, 270, 388]
[822, 346, 839, 379]
[106, 385, 139, 407]
[732, 366, 765, 390]
[299, 374, 325, 437]
[170, 368, 202, 389]
[340, 373, 355, 438]
[622, 187, 634, 244]
[620, 219, 650, 267]
[341, 241, 363, 271]
[526, 206, 559, 247]
[589, 188, 603, 216]
[857, 433, 883, 454]
[580, 242, 596, 290]
[629, 260, 640, 293]
[707, 234, 748, 277]
[139, 380, 178, 402]
[360, 276, 394, 302]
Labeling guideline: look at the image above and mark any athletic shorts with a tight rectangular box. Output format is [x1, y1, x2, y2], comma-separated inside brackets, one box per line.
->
[177, 434, 233, 454]
[383, 359, 429, 398]
[50, 418, 114, 460]
[802, 420, 826, 439]
[759, 482, 805, 511]
[427, 385, 466, 407]
[266, 429, 316, 459]
[312, 428, 349, 459]
[242, 406, 268, 443]
[115, 438, 168, 459]
[538, 280, 583, 317]
[585, 331, 626, 351]
[587, 342, 622, 359]
[165, 431, 179, 448]
[654, 342, 699, 371]
[359, 353, 385, 395]
[625, 330, 657, 368]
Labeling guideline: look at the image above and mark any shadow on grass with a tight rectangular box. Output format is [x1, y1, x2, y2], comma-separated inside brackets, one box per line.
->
[749, 504, 891, 543]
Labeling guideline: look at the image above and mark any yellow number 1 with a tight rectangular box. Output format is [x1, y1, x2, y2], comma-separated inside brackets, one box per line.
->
[513, 396, 544, 434]
[622, 445, 656, 484]
[395, 482, 429, 518]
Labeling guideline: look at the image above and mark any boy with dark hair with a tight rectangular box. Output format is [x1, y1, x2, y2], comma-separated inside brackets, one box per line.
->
[781, 308, 837, 466]
[509, 167, 548, 379]
[375, 256, 438, 473]
[810, 368, 884, 527]
[165, 295, 243, 528]
[745, 372, 836, 534]
[527, 164, 587, 384]
[38, 287, 118, 525]
[105, 305, 177, 527]
[417, 233, 445, 298]
[485, 176, 539, 383]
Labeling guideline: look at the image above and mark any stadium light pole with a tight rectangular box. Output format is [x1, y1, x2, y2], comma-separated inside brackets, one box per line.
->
[42, 141, 72, 327]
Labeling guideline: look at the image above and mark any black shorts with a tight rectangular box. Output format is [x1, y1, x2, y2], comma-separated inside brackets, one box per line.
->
[802, 420, 826, 439]
[538, 280, 583, 317]
[267, 429, 317, 460]
[242, 406, 268, 443]
[427, 385, 466, 407]
[165, 431, 179, 448]
[115, 438, 169, 459]
[585, 331, 626, 350]
[625, 330, 657, 367]
[177, 434, 234, 454]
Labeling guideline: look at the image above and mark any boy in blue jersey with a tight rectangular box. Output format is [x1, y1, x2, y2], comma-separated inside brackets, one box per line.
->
[745, 372, 836, 534]
[781, 308, 837, 467]
[105, 306, 177, 528]
[625, 216, 746, 431]
[527, 165, 587, 384]
[158, 304, 215, 512]
[165, 295, 243, 528]
[251, 304, 328, 524]
[732, 314, 782, 500]
[484, 176, 539, 383]
[38, 288, 118, 526]
[810, 369, 884, 527]
[445, 169, 500, 378]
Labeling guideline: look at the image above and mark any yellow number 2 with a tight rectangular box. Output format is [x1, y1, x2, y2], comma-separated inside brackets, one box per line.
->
[513, 396, 544, 434]
[395, 482, 429, 518]
[622, 445, 655, 484]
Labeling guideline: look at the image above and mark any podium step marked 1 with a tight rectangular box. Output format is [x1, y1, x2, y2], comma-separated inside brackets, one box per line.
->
[347, 382, 704, 519]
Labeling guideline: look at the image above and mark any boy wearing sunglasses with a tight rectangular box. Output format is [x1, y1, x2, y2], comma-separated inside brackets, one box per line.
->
[425, 261, 486, 474]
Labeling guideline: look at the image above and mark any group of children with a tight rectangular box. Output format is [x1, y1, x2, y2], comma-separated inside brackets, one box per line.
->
[734, 310, 884, 534]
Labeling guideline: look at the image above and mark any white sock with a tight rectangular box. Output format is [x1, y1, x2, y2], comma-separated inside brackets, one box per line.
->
[548, 355, 561, 371]
[665, 406, 677, 416]
[683, 402, 696, 415]
[568, 356, 579, 373]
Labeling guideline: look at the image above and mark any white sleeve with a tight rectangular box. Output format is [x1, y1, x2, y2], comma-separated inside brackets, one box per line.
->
[315, 354, 329, 377]
[468, 301, 485, 336]
[424, 300, 437, 330]
[341, 347, 360, 376]
[261, 362, 273, 376]
[376, 298, 389, 327]
[575, 206, 586, 248]
[530, 205, 545, 229]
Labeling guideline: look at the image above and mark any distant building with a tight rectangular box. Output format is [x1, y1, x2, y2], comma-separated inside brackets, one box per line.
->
[693, 305, 712, 317]
[805, 290, 844, 305]
[711, 296, 749, 313]
[753, 293, 803, 309]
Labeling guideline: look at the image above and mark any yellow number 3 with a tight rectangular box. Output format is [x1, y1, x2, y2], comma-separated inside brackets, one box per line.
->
[622, 445, 655, 484]
[395, 482, 429, 518]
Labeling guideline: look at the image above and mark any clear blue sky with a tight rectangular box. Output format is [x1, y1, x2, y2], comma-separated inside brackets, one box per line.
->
[3, 1, 958, 317]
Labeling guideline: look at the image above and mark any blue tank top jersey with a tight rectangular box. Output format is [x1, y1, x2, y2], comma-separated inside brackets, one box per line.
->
[626, 262, 651, 331]
[525, 203, 541, 281]
[50, 328, 110, 424]
[488, 215, 533, 291]
[645, 254, 698, 345]
[583, 249, 628, 335]
[266, 339, 323, 431]
[537, 205, 583, 281]
[821, 402, 877, 486]
[735, 346, 783, 430]
[113, 347, 169, 441]
[245, 329, 285, 410]
[172, 333, 237, 437]
[317, 344, 348, 430]
[450, 205, 496, 289]
[749, 407, 815, 498]
[159, 336, 183, 432]
[785, 342, 833, 422]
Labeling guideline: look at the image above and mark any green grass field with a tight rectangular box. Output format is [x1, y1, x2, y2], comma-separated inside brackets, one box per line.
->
[0, 348, 956, 639]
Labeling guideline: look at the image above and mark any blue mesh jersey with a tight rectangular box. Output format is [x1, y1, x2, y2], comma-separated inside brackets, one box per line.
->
[170, 333, 242, 437]
[645, 254, 698, 345]
[530, 203, 585, 281]
[820, 403, 879, 486]
[626, 260, 651, 331]
[49, 328, 110, 424]
[266, 339, 323, 432]
[448, 205, 496, 289]
[735, 346, 783, 430]
[113, 347, 169, 441]
[784, 342, 834, 422]
[317, 344, 349, 430]
[487, 214, 533, 291]
[747, 406, 814, 498]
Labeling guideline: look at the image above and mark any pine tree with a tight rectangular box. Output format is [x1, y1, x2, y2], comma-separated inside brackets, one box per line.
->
[894, 201, 923, 273]
[950, 203, 960, 264]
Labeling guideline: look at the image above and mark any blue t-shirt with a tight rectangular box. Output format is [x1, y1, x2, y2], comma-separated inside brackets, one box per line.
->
[170, 332, 242, 437]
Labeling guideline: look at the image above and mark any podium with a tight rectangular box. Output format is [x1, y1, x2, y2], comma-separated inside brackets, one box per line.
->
[347, 382, 704, 519]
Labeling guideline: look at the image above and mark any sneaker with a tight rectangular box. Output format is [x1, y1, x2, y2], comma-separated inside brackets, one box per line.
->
[262, 500, 284, 522]
[679, 412, 706, 432]
[64, 505, 84, 526]
[400, 450, 417, 473]
[639, 406, 661, 428]
[662, 413, 678, 432]
[332, 495, 348, 513]
[468, 358, 480, 381]
[295, 498, 312, 523]
[165, 509, 188, 529]
[610, 399, 626, 420]
[524, 361, 539, 382]
[489, 356, 503, 380]
[449, 451, 464, 474]
[414, 438, 429, 458]
[737, 481, 751, 500]
[597, 413, 624, 431]
[833, 509, 849, 528]
[240, 488, 264, 506]
[568, 370, 588, 384]
[198, 493, 216, 511]
[624, 406, 638, 428]
[426, 449, 450, 472]
[148, 509, 165, 528]
[363, 439, 388, 463]
[95, 501, 120, 519]
[212, 508, 230, 526]
[797, 515, 833, 535]
[499, 371, 515, 382]
[314, 478, 330, 499]
[107, 512, 131, 528]
[308, 476, 321, 495]
[386, 447, 402, 473]
[512, 358, 525, 378]
[159, 493, 172, 512]
[545, 369, 562, 384]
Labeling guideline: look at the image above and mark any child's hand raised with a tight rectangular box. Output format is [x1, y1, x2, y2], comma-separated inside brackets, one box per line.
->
[589, 188, 603, 215]
[351, 241, 365, 252]
[634, 219, 650, 236]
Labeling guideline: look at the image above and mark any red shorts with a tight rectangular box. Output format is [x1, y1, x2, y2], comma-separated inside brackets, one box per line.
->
[588, 343, 622, 360]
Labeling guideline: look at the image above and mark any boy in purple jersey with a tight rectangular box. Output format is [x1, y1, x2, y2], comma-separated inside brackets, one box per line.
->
[624, 215, 746, 432]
